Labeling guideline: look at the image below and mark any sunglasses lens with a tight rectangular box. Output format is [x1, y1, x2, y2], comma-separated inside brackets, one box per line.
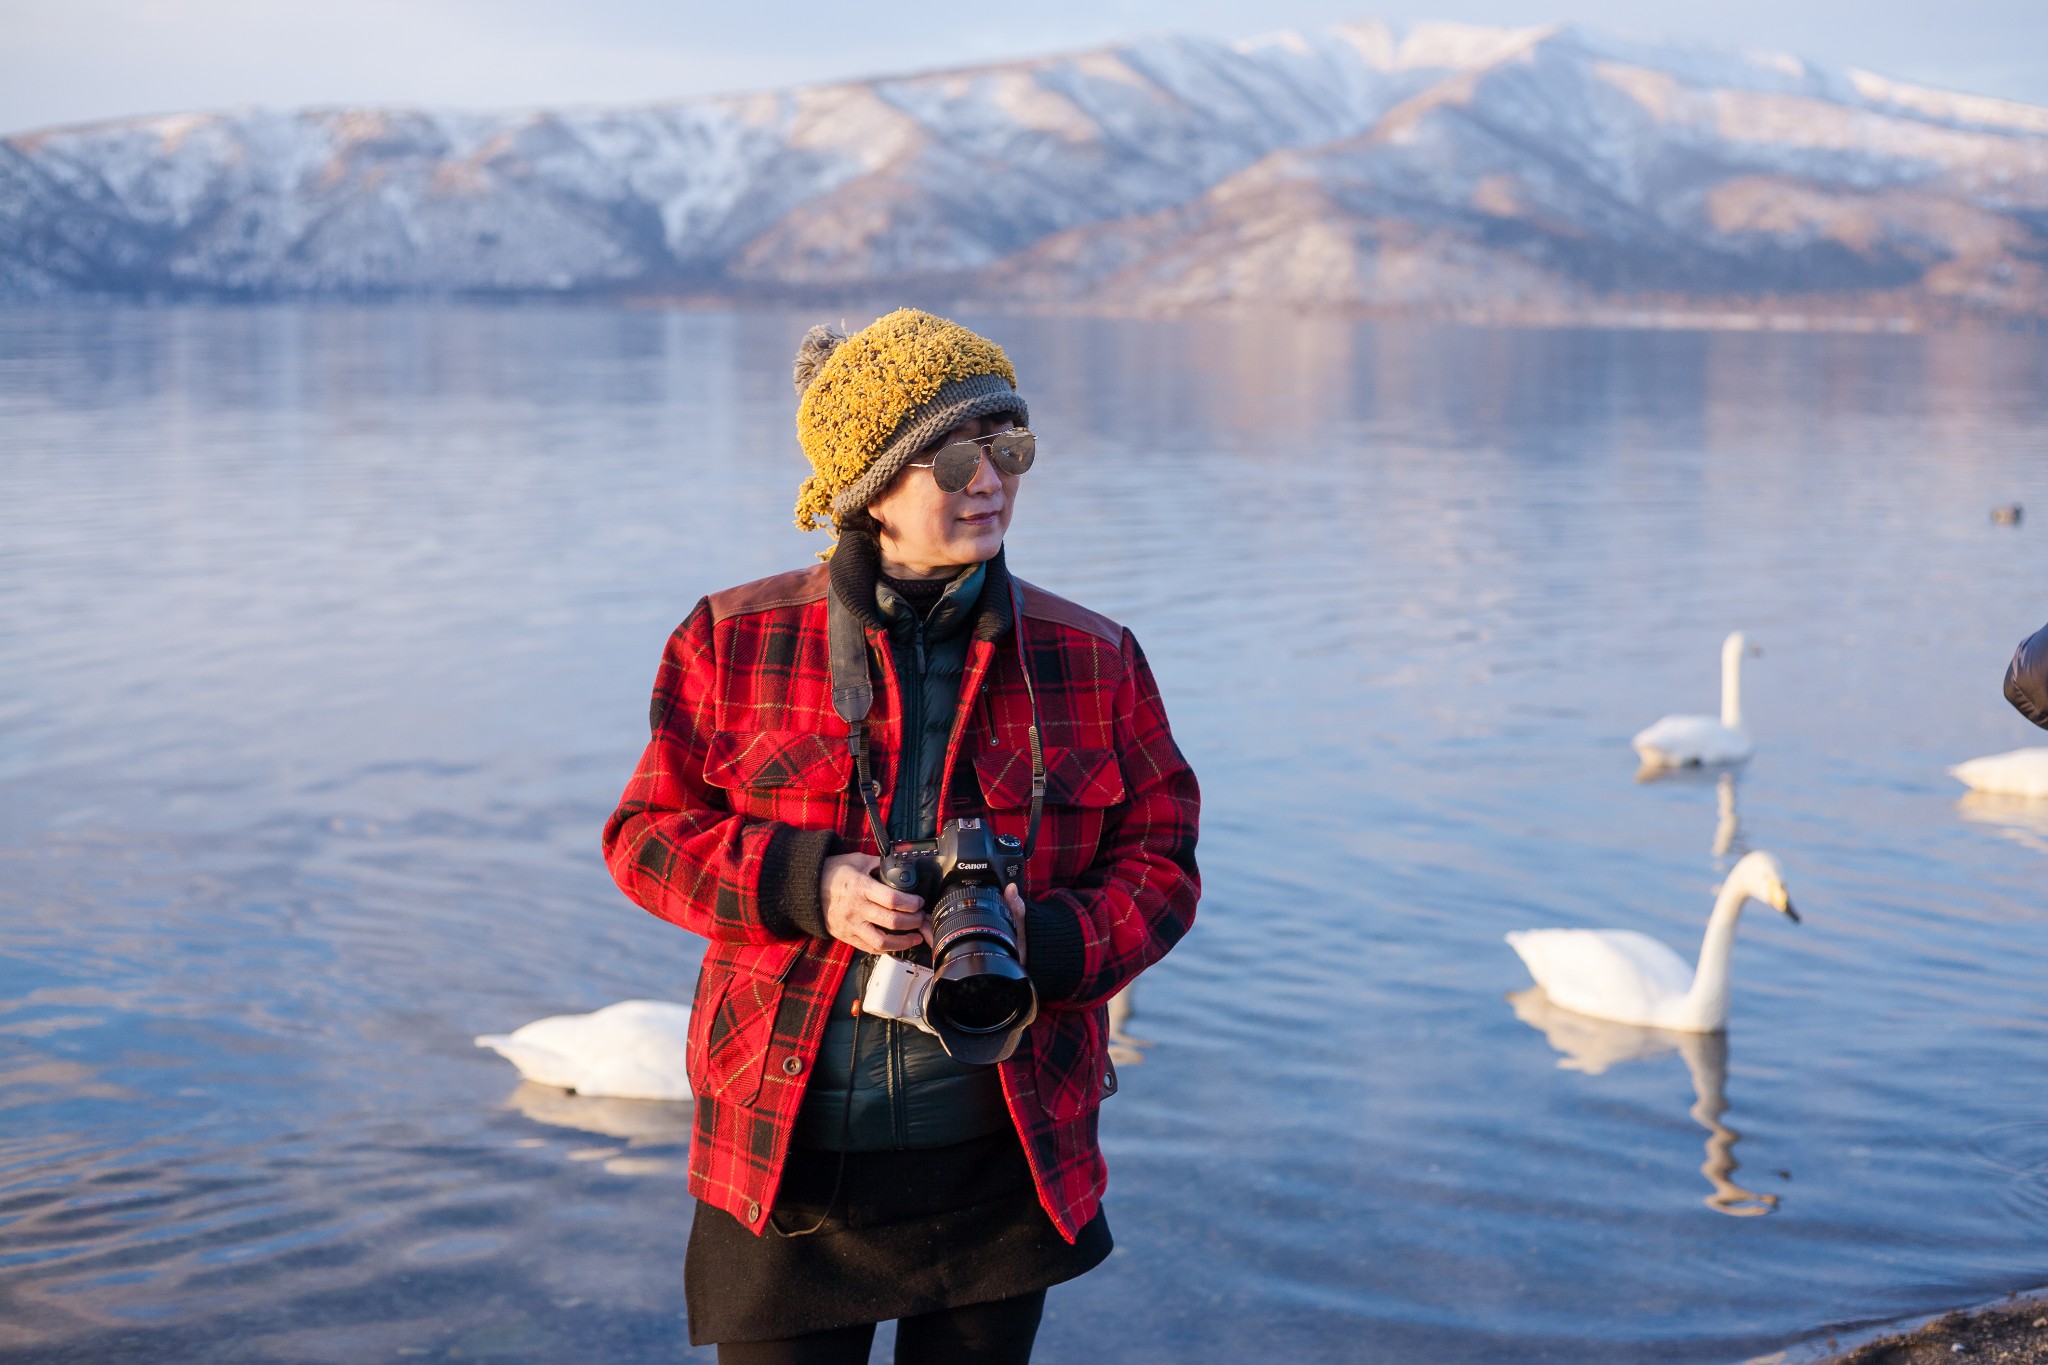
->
[988, 431, 1035, 475]
[932, 442, 982, 493]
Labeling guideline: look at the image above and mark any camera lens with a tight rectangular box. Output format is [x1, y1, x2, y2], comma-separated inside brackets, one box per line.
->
[928, 884, 1013, 953]
[918, 821, 1038, 1065]
[925, 882, 1035, 1059]
[930, 957, 1032, 1034]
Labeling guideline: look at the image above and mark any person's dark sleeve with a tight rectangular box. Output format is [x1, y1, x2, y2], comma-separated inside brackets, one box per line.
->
[1024, 900, 1087, 1002]
[2007, 623, 2048, 730]
[756, 827, 838, 940]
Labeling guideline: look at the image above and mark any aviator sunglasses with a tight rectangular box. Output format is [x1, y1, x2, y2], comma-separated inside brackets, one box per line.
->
[905, 429, 1036, 493]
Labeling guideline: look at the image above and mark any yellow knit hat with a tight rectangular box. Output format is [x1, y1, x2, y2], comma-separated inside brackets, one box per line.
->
[792, 308, 1028, 534]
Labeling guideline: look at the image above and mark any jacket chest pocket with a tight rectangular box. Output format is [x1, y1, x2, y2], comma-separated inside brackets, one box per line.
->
[690, 968, 787, 1106]
[973, 745, 1126, 884]
[703, 729, 851, 823]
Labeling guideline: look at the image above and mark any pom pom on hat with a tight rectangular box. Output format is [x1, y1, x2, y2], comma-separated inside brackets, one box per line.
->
[792, 324, 847, 398]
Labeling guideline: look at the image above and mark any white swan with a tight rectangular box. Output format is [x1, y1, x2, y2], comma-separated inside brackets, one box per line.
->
[1505, 850, 1798, 1033]
[1949, 748, 2048, 799]
[475, 1000, 692, 1101]
[1633, 632, 1756, 770]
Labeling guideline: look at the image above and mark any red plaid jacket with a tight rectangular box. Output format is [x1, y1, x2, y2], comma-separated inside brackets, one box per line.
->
[602, 544, 1200, 1240]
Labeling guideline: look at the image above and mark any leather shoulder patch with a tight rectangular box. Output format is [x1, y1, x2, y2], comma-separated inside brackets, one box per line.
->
[707, 565, 829, 623]
[1017, 580, 1122, 647]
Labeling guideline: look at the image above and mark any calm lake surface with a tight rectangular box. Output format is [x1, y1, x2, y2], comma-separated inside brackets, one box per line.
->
[4, 306, 2047, 1364]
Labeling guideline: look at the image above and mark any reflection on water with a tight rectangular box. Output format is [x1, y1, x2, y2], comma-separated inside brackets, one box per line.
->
[505, 1082, 695, 1145]
[1509, 988, 1781, 1217]
[6, 306, 2048, 1364]
[1955, 792, 2048, 855]
[1107, 985, 1152, 1069]
[1635, 766, 1749, 860]
[1715, 772, 1745, 860]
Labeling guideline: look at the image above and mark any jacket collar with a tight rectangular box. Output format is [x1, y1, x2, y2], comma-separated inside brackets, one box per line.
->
[829, 528, 1014, 643]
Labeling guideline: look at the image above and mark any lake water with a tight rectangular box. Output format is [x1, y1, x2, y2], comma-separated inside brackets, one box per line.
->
[4, 305, 2047, 1364]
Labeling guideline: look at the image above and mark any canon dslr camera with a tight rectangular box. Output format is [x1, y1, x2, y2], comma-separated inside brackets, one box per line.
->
[862, 817, 1037, 1064]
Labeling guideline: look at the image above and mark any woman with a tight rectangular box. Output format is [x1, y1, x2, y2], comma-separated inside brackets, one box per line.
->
[603, 309, 1201, 1364]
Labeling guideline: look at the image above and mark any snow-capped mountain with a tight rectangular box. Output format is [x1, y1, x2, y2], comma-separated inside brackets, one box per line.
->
[5, 21, 2046, 321]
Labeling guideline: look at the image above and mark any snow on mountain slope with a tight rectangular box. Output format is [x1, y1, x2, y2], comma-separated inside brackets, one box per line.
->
[3, 21, 2045, 320]
[980, 25, 2048, 320]
[0, 26, 1460, 298]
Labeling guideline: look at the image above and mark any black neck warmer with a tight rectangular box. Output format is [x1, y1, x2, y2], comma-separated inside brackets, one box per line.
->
[879, 571, 951, 619]
[828, 528, 1015, 643]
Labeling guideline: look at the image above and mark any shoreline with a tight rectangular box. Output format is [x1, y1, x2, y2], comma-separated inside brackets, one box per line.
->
[1782, 1290, 2048, 1364]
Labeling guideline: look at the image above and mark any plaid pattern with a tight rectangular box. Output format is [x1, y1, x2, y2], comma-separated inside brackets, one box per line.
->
[602, 559, 1201, 1240]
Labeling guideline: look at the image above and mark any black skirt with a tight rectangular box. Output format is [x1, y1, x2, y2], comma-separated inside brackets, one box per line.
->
[685, 1129, 1112, 1346]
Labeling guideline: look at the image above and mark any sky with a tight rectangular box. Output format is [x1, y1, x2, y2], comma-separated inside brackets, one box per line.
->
[3, 0, 2045, 135]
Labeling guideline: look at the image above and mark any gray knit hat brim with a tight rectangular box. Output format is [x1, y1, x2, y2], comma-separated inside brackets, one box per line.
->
[831, 372, 1029, 521]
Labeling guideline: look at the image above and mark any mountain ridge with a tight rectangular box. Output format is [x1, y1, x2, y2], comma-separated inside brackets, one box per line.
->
[4, 20, 2045, 324]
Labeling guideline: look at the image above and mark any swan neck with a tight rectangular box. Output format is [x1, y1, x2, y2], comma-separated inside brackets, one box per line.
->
[1687, 878, 1749, 1018]
[1721, 637, 1744, 730]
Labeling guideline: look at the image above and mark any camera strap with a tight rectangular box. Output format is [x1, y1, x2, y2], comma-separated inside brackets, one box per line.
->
[826, 571, 1046, 862]
[828, 585, 892, 855]
[1007, 576, 1048, 864]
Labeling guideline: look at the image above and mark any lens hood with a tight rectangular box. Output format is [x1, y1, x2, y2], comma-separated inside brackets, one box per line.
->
[928, 951, 1036, 1065]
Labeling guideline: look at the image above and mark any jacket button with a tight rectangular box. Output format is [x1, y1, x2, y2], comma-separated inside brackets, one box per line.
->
[781, 1056, 804, 1077]
[747, 1201, 762, 1223]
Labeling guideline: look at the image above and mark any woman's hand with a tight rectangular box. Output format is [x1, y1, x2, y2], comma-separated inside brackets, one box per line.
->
[820, 852, 926, 953]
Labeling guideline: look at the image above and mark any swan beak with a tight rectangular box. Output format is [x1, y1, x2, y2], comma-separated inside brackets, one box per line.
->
[1769, 886, 1800, 922]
